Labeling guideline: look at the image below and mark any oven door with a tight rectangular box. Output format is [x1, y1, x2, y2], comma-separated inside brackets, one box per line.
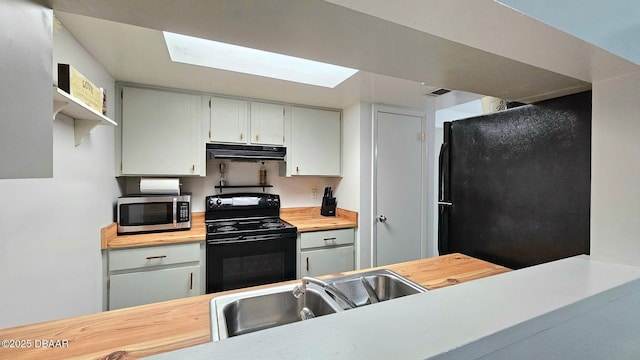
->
[206, 233, 297, 293]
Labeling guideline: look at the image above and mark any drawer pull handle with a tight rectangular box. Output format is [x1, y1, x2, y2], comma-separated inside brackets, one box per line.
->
[146, 255, 167, 260]
[189, 272, 193, 290]
[306, 257, 309, 272]
[324, 237, 337, 241]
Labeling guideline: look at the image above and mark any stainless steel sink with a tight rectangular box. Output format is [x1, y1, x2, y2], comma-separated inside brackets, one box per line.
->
[211, 284, 341, 341]
[210, 269, 428, 341]
[328, 269, 428, 309]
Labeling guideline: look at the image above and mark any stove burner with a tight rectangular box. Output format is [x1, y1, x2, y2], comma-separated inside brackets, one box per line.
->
[261, 222, 285, 229]
[216, 225, 239, 232]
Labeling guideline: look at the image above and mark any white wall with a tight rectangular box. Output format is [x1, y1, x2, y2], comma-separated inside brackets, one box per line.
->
[339, 104, 361, 212]
[0, 16, 119, 328]
[341, 103, 364, 268]
[0, 0, 53, 179]
[126, 161, 342, 211]
[591, 72, 640, 266]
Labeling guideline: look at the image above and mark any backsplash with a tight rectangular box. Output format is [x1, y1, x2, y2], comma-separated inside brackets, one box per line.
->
[122, 159, 342, 212]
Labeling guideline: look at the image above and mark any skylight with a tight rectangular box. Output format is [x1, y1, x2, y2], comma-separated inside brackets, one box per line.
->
[163, 32, 358, 88]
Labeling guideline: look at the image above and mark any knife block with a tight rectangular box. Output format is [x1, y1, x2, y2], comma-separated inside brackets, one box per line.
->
[321, 197, 337, 217]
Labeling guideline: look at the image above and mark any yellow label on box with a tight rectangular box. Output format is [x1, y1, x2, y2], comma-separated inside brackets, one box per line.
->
[61, 65, 103, 113]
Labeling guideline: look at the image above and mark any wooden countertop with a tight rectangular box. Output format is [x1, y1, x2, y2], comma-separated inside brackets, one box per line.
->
[0, 254, 510, 360]
[101, 213, 206, 249]
[280, 207, 358, 232]
[102, 208, 358, 249]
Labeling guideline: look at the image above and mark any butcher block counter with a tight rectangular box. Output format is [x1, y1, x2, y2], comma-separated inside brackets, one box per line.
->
[280, 207, 358, 232]
[0, 254, 509, 360]
[101, 213, 207, 249]
[101, 207, 357, 249]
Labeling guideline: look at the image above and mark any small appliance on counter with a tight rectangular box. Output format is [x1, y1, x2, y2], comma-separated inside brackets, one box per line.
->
[116, 178, 191, 234]
[116, 193, 191, 234]
[321, 186, 336, 216]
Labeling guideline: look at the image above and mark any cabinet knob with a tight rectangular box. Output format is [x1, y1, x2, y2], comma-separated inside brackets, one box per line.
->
[256, 134, 259, 141]
[296, 166, 299, 173]
[240, 133, 244, 140]
[192, 164, 195, 171]
[306, 257, 309, 272]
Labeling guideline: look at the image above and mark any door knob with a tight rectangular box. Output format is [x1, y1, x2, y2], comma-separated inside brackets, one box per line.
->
[378, 215, 387, 222]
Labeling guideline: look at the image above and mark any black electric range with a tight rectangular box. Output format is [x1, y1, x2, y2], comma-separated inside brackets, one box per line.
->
[204, 193, 297, 293]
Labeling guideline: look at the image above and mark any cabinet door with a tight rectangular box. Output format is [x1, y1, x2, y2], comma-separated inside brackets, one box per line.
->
[121, 87, 202, 175]
[250, 102, 284, 145]
[209, 97, 249, 144]
[109, 264, 200, 310]
[290, 107, 341, 176]
[300, 246, 354, 278]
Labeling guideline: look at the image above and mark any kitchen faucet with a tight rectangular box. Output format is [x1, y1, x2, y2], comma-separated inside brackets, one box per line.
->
[292, 277, 358, 309]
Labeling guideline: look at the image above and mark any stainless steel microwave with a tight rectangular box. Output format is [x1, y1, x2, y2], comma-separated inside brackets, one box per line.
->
[117, 194, 191, 234]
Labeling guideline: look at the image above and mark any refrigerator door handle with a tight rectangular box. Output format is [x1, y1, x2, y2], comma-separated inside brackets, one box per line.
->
[438, 203, 450, 255]
[438, 142, 450, 202]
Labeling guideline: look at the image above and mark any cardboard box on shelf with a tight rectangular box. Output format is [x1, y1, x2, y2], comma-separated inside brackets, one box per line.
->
[58, 63, 103, 114]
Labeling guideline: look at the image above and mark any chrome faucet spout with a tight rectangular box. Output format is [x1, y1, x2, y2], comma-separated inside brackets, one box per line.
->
[293, 276, 358, 309]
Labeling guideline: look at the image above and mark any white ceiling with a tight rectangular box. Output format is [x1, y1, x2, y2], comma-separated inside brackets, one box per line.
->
[325, 0, 640, 84]
[55, 11, 444, 109]
[50, 0, 629, 109]
[496, 0, 640, 67]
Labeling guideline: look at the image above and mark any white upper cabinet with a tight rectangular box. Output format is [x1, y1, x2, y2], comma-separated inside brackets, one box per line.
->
[250, 102, 285, 145]
[208, 97, 249, 144]
[208, 97, 284, 145]
[288, 106, 341, 176]
[120, 86, 203, 176]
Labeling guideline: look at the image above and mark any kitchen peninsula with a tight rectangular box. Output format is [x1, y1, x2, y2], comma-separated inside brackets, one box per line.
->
[0, 254, 508, 359]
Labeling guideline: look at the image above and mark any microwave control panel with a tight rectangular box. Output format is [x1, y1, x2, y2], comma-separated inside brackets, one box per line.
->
[178, 202, 190, 223]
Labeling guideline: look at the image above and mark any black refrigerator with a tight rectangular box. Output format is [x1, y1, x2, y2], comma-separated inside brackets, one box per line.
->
[438, 91, 591, 269]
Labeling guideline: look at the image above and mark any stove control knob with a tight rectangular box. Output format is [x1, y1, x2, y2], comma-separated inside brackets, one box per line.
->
[208, 198, 221, 207]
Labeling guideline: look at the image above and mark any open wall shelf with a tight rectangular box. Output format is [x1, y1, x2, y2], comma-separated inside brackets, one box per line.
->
[53, 86, 117, 146]
[214, 185, 273, 193]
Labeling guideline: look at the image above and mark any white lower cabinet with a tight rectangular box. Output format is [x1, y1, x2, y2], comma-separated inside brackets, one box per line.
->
[299, 228, 355, 278]
[108, 242, 202, 310]
[109, 265, 200, 310]
[300, 246, 354, 278]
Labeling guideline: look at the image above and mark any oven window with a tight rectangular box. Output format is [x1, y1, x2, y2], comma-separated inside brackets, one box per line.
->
[206, 235, 296, 293]
[222, 253, 285, 290]
[120, 203, 172, 226]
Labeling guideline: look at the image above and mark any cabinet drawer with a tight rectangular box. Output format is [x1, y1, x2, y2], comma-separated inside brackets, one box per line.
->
[300, 228, 354, 249]
[109, 243, 200, 271]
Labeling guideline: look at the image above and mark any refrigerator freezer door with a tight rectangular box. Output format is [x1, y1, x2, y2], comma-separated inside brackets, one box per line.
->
[441, 91, 591, 269]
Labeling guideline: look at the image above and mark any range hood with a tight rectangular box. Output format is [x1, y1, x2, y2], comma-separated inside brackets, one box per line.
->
[206, 143, 286, 161]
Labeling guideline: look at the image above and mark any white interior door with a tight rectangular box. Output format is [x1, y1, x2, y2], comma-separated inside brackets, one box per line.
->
[375, 108, 424, 266]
